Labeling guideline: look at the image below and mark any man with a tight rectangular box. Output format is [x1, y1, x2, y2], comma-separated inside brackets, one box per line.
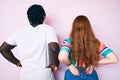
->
[0, 4, 59, 80]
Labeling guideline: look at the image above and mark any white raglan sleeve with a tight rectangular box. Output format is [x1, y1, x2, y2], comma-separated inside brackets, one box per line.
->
[46, 27, 58, 44]
[5, 32, 17, 46]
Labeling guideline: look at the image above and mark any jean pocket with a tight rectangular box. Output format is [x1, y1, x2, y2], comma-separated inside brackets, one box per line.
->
[64, 69, 80, 80]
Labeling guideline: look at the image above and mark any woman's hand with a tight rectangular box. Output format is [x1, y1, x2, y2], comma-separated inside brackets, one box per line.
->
[85, 65, 94, 74]
[68, 64, 80, 76]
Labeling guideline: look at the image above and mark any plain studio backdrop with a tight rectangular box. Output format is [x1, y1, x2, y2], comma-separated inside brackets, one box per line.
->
[0, 0, 120, 80]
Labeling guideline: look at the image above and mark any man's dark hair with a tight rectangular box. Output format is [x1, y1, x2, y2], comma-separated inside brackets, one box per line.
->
[27, 4, 46, 27]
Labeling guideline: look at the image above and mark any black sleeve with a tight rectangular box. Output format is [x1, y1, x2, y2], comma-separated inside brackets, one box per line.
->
[0, 42, 20, 65]
[48, 42, 60, 67]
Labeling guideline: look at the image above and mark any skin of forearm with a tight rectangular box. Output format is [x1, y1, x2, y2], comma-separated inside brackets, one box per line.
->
[50, 52, 60, 66]
[98, 57, 117, 65]
[62, 57, 70, 65]
[0, 49, 20, 65]
[49, 43, 60, 67]
[58, 50, 71, 65]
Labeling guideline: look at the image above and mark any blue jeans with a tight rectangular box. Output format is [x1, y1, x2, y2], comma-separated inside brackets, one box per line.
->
[64, 67, 99, 80]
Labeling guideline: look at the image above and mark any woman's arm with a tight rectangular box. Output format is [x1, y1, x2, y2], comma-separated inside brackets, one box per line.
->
[58, 50, 70, 65]
[98, 52, 119, 65]
[58, 50, 80, 76]
[85, 52, 119, 75]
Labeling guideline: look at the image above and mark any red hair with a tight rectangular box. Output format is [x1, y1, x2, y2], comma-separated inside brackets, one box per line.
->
[70, 15, 100, 67]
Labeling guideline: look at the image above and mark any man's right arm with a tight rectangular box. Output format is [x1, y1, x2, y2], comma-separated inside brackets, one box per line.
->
[0, 42, 22, 67]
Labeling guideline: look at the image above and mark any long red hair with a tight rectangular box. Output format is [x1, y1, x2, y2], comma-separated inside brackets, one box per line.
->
[70, 15, 100, 67]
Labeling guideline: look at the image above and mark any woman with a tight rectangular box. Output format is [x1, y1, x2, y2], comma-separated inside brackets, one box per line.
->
[58, 15, 118, 80]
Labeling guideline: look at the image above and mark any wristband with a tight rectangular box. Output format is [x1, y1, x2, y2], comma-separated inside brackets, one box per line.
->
[66, 62, 71, 66]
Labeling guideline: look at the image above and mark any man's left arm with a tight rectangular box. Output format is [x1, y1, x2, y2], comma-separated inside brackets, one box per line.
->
[48, 42, 60, 72]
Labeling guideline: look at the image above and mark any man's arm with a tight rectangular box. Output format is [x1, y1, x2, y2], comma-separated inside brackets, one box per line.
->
[48, 42, 60, 71]
[0, 42, 22, 67]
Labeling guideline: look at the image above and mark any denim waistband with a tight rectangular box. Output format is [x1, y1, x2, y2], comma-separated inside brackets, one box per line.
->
[64, 67, 99, 80]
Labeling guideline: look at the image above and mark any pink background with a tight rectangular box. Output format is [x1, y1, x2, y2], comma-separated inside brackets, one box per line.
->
[0, 0, 120, 80]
